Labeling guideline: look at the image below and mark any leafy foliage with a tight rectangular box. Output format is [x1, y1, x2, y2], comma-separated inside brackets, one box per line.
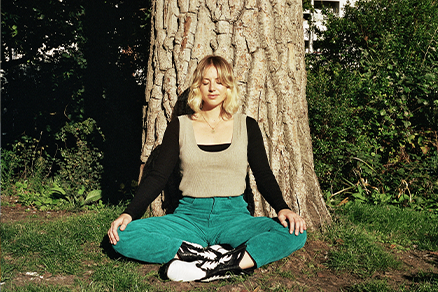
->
[1, 0, 151, 206]
[1, 119, 104, 209]
[307, 0, 438, 209]
[1, 0, 150, 142]
[1, 135, 54, 195]
[55, 118, 105, 194]
[1, 0, 88, 137]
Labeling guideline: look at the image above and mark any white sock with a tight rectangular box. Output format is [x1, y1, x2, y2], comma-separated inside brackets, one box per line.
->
[166, 260, 207, 282]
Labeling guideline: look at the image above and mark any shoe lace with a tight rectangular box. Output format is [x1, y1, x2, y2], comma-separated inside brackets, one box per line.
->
[186, 247, 218, 260]
[197, 254, 233, 271]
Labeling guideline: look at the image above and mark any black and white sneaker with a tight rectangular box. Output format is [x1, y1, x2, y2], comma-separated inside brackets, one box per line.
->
[177, 241, 231, 262]
[164, 259, 205, 282]
[197, 244, 254, 282]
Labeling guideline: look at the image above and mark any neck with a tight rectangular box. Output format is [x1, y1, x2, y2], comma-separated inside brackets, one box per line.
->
[201, 107, 223, 121]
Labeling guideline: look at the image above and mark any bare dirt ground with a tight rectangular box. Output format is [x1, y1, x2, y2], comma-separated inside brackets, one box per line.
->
[2, 195, 437, 291]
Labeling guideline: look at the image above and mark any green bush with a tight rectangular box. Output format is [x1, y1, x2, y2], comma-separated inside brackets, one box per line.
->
[307, 0, 438, 209]
[54, 118, 105, 202]
[1, 118, 104, 209]
[1, 135, 55, 196]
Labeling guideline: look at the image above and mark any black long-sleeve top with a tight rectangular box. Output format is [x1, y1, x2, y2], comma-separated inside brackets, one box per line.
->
[123, 116, 290, 220]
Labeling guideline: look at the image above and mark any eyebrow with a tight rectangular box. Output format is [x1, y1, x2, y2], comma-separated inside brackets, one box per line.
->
[202, 77, 221, 81]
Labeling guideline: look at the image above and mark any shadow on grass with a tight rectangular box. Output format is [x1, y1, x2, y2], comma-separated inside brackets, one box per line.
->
[405, 271, 438, 284]
[100, 234, 120, 260]
[99, 234, 170, 280]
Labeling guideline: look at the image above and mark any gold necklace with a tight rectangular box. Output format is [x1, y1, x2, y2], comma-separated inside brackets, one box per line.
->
[201, 113, 222, 133]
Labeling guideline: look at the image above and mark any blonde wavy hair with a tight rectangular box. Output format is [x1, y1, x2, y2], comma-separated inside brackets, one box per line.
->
[187, 55, 240, 116]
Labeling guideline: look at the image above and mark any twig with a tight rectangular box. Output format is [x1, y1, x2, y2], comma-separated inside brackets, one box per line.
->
[422, 25, 438, 68]
[64, 104, 71, 121]
[351, 157, 376, 173]
[329, 185, 356, 199]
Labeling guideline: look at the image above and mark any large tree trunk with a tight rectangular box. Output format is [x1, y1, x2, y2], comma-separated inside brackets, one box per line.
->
[140, 0, 331, 230]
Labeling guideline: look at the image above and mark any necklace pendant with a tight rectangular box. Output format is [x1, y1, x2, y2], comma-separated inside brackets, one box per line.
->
[200, 113, 221, 134]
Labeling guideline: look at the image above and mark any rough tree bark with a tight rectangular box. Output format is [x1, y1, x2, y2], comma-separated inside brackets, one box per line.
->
[140, 0, 331, 230]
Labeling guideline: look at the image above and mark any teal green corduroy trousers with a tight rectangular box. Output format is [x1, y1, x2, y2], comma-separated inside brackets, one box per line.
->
[112, 195, 307, 267]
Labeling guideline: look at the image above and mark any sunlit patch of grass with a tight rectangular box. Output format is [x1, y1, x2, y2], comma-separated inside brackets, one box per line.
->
[1, 203, 437, 291]
[339, 203, 438, 250]
[0, 207, 123, 284]
[90, 261, 153, 291]
[348, 279, 393, 292]
[323, 210, 402, 277]
[0, 284, 72, 292]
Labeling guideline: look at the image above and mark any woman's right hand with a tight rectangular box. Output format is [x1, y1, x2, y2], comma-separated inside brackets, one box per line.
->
[108, 213, 132, 245]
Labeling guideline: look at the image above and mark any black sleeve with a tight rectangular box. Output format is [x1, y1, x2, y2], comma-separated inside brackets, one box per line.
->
[123, 118, 180, 220]
[246, 117, 290, 213]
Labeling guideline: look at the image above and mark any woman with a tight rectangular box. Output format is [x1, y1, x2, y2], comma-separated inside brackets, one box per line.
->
[108, 55, 307, 282]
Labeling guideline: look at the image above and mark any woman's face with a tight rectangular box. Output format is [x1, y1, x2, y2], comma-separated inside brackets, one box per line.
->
[199, 65, 228, 111]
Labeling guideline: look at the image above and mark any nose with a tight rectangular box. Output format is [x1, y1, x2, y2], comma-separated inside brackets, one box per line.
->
[209, 81, 217, 91]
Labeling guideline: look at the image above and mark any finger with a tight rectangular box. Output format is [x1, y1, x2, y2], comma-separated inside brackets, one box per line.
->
[113, 227, 120, 242]
[290, 221, 296, 235]
[286, 216, 295, 234]
[282, 220, 288, 228]
[109, 228, 115, 244]
[108, 230, 115, 245]
[292, 218, 301, 236]
[300, 221, 305, 234]
[302, 220, 307, 232]
[297, 219, 306, 235]
[290, 218, 297, 235]
[277, 214, 286, 228]
[109, 223, 120, 243]
[120, 222, 127, 231]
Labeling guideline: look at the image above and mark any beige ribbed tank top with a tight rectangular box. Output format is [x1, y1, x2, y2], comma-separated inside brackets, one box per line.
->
[178, 113, 248, 198]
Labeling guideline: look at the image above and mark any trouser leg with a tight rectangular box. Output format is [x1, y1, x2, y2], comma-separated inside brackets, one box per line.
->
[112, 195, 306, 267]
[211, 196, 307, 268]
[236, 218, 306, 267]
[112, 213, 208, 264]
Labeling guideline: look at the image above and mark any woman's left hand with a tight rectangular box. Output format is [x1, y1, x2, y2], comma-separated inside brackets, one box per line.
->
[278, 209, 307, 235]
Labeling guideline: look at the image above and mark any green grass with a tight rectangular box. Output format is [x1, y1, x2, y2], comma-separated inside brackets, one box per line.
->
[1, 208, 120, 277]
[339, 203, 438, 250]
[1, 286, 73, 292]
[349, 276, 438, 292]
[1, 203, 437, 291]
[324, 225, 402, 277]
[1, 207, 123, 290]
[323, 203, 438, 278]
